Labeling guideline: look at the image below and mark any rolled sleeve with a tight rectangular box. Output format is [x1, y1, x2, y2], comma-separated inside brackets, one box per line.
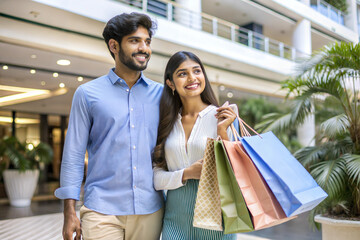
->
[54, 86, 91, 200]
[153, 167, 185, 190]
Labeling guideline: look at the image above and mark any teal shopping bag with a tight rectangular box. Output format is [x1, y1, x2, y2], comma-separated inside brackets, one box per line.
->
[241, 131, 328, 217]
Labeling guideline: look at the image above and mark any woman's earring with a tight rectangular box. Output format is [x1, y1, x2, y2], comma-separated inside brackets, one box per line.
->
[172, 89, 175, 96]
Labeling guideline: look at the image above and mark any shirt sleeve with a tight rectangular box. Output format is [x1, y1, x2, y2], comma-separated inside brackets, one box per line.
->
[153, 167, 186, 190]
[54, 86, 91, 200]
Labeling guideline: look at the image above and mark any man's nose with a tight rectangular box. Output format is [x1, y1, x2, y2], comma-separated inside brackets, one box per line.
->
[138, 41, 147, 51]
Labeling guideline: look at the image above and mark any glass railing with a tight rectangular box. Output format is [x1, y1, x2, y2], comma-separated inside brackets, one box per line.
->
[115, 0, 303, 61]
[310, 0, 345, 25]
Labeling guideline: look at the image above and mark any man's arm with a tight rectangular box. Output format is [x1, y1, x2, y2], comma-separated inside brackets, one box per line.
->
[63, 199, 81, 240]
[55, 86, 91, 240]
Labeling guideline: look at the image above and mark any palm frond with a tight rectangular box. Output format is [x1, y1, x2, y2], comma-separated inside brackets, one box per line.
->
[294, 146, 326, 168]
[343, 154, 360, 186]
[310, 158, 347, 198]
[319, 114, 350, 138]
[2, 137, 29, 171]
[255, 112, 293, 133]
[299, 42, 360, 74]
[31, 143, 53, 165]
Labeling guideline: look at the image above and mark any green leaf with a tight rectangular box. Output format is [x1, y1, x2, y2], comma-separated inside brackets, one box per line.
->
[343, 154, 360, 186]
[310, 158, 347, 198]
[294, 146, 325, 168]
[319, 113, 349, 138]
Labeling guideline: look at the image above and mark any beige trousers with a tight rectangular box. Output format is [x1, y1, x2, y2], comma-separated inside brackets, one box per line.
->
[80, 205, 164, 240]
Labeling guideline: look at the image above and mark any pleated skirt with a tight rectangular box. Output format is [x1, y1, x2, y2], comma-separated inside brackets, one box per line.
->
[161, 180, 236, 240]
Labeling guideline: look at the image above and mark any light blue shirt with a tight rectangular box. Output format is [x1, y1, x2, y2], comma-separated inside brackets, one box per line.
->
[55, 69, 164, 215]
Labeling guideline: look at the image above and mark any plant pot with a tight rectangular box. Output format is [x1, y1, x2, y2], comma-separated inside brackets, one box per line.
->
[3, 169, 39, 207]
[315, 215, 360, 240]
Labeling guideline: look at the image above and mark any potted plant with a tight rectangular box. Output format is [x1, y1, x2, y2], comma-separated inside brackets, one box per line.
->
[0, 136, 53, 207]
[257, 42, 360, 240]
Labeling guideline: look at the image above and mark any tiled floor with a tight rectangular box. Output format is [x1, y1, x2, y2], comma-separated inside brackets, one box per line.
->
[0, 200, 322, 240]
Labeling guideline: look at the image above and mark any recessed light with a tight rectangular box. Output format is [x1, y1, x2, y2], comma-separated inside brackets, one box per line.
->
[27, 143, 34, 150]
[30, 69, 36, 74]
[59, 83, 65, 88]
[53, 72, 59, 78]
[219, 85, 226, 91]
[41, 81, 46, 86]
[227, 92, 233, 98]
[2, 65, 8, 70]
[31, 55, 37, 59]
[57, 59, 71, 66]
[77, 76, 84, 82]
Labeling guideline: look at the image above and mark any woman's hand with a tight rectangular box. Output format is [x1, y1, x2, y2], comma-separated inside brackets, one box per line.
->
[215, 105, 236, 140]
[182, 159, 203, 183]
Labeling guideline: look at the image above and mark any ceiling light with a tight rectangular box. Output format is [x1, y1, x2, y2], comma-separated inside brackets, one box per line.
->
[57, 59, 71, 66]
[30, 69, 36, 74]
[227, 92, 233, 98]
[41, 81, 46, 86]
[53, 72, 59, 78]
[0, 85, 67, 107]
[59, 83, 65, 88]
[2, 65, 8, 70]
[0, 116, 40, 124]
[219, 85, 226, 91]
[31, 55, 37, 59]
[77, 76, 84, 82]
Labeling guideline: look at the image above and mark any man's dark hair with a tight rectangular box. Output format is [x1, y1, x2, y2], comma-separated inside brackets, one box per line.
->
[102, 12, 157, 59]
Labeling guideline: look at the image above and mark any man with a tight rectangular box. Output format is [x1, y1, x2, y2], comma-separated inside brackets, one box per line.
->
[55, 12, 164, 240]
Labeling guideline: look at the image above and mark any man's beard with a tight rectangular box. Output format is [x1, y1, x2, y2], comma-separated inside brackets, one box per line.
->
[119, 48, 149, 71]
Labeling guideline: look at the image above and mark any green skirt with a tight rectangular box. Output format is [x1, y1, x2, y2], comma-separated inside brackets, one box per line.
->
[161, 180, 236, 240]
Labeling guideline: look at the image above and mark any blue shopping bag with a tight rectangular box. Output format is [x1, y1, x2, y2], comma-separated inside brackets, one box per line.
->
[241, 131, 328, 217]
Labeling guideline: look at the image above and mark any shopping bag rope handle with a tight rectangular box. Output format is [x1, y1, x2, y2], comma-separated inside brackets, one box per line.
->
[230, 114, 262, 140]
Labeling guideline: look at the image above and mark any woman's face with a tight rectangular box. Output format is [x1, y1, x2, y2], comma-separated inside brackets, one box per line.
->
[168, 59, 206, 100]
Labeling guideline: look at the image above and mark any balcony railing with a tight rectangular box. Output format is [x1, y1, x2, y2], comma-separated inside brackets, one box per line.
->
[310, 0, 345, 25]
[115, 0, 303, 61]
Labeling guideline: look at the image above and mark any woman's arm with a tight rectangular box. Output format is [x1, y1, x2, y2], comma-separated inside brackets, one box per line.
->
[153, 167, 186, 190]
[154, 159, 204, 190]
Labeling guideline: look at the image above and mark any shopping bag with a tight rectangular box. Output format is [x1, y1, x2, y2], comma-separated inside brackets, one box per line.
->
[193, 138, 223, 231]
[223, 139, 294, 229]
[241, 131, 328, 217]
[214, 139, 253, 234]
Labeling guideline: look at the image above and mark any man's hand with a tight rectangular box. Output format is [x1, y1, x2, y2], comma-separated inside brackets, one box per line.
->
[63, 199, 81, 240]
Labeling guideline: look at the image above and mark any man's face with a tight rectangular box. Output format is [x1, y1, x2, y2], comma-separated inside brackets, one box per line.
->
[119, 26, 152, 71]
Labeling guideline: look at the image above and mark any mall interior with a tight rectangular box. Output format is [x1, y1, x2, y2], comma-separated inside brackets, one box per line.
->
[0, 0, 359, 239]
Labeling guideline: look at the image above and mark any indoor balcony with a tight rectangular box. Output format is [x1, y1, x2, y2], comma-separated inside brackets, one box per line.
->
[310, 0, 345, 25]
[116, 0, 304, 61]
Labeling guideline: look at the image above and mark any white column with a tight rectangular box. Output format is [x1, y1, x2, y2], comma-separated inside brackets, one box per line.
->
[175, 0, 202, 30]
[293, 19, 311, 57]
[292, 19, 315, 146]
[345, 0, 359, 35]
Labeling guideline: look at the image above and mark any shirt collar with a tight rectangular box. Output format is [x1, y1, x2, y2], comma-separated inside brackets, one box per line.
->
[107, 68, 151, 86]
[198, 105, 216, 118]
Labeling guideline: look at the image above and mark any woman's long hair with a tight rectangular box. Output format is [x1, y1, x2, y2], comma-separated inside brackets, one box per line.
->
[153, 51, 219, 169]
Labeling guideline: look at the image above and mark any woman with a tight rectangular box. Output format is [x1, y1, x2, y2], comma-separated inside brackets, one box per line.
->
[153, 51, 237, 240]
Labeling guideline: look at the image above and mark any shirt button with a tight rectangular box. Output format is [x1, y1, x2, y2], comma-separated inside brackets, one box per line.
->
[134, 185, 137, 189]
[126, 89, 129, 92]
[131, 125, 135, 128]
[130, 108, 133, 111]
[133, 166, 136, 170]
[133, 145, 136, 150]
